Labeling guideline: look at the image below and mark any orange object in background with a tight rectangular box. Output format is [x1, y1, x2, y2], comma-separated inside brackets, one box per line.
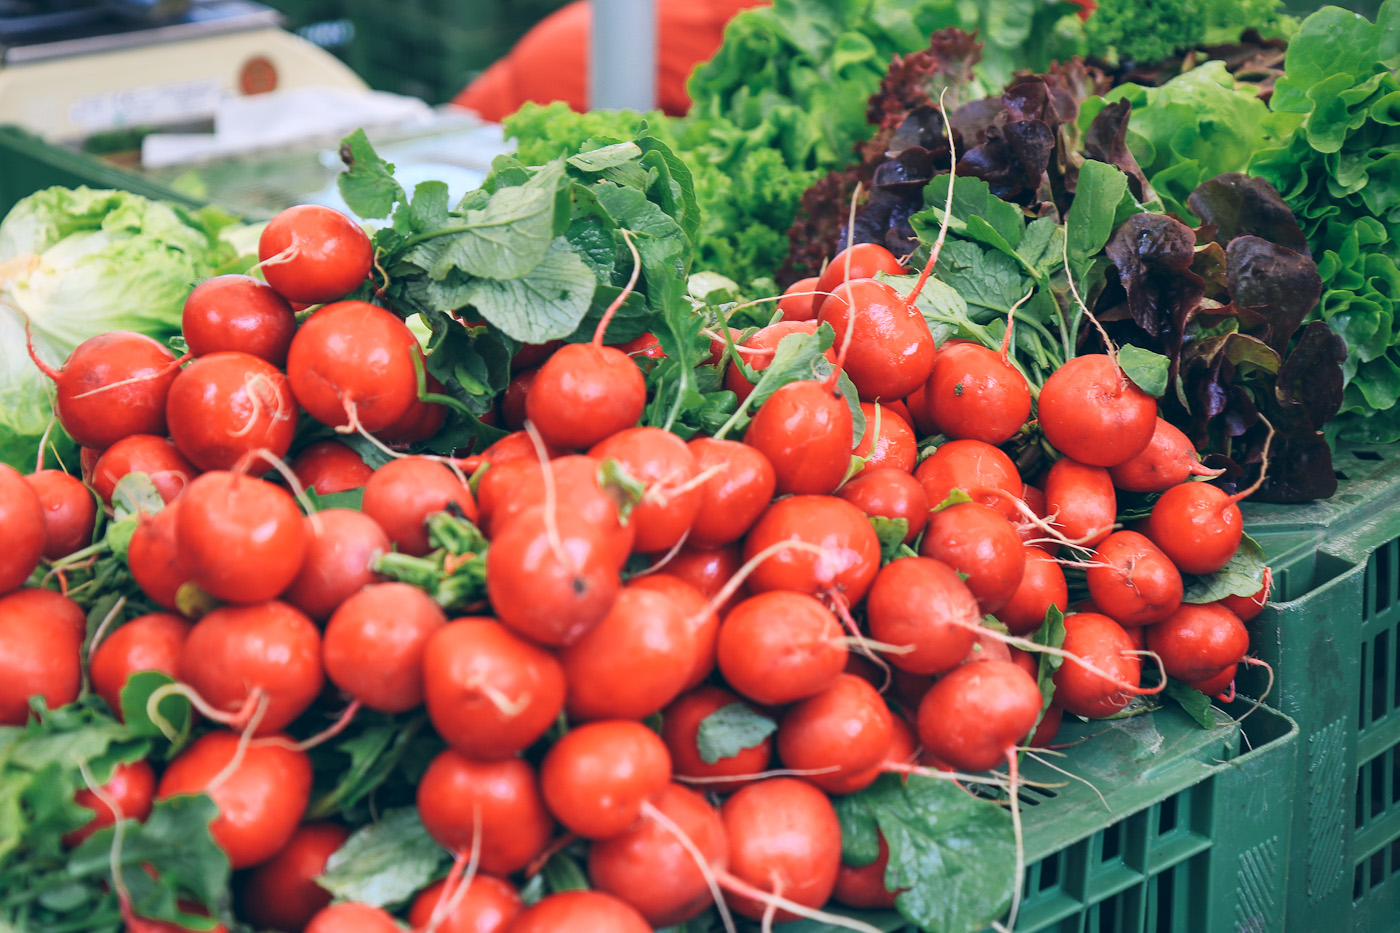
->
[453, 0, 768, 121]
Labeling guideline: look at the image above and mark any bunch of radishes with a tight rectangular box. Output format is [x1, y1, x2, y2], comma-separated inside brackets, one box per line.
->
[0, 197, 1271, 933]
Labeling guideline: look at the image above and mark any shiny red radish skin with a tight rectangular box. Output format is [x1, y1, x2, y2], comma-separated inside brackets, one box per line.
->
[63, 759, 156, 847]
[1038, 354, 1157, 467]
[90, 435, 196, 506]
[157, 730, 311, 869]
[323, 582, 447, 713]
[918, 660, 1042, 772]
[417, 750, 555, 876]
[540, 719, 672, 840]
[837, 467, 929, 545]
[501, 366, 538, 431]
[525, 342, 645, 450]
[778, 275, 821, 322]
[662, 686, 773, 793]
[175, 471, 308, 605]
[1185, 662, 1238, 700]
[722, 321, 830, 403]
[919, 502, 1026, 614]
[629, 573, 719, 691]
[285, 300, 421, 432]
[407, 874, 522, 933]
[237, 822, 350, 933]
[1144, 481, 1243, 576]
[289, 439, 373, 494]
[996, 546, 1070, 636]
[741, 494, 881, 603]
[720, 777, 842, 922]
[834, 834, 898, 909]
[866, 556, 980, 676]
[0, 588, 84, 642]
[716, 591, 848, 706]
[40, 331, 179, 451]
[284, 508, 391, 622]
[919, 342, 1032, 445]
[24, 469, 96, 560]
[1053, 612, 1144, 719]
[303, 902, 399, 933]
[125, 504, 192, 612]
[0, 465, 45, 596]
[1146, 603, 1250, 683]
[852, 401, 918, 476]
[663, 543, 748, 617]
[590, 426, 703, 554]
[179, 600, 324, 735]
[359, 455, 477, 557]
[686, 437, 777, 548]
[1217, 569, 1271, 622]
[257, 203, 373, 305]
[588, 782, 729, 927]
[1108, 417, 1211, 492]
[0, 586, 83, 724]
[1086, 531, 1183, 627]
[423, 616, 566, 760]
[375, 367, 449, 447]
[509, 891, 652, 933]
[89, 612, 191, 718]
[479, 455, 633, 567]
[744, 379, 854, 496]
[812, 243, 906, 316]
[914, 439, 1023, 521]
[776, 673, 894, 794]
[182, 274, 296, 366]
[817, 278, 936, 401]
[1044, 457, 1117, 549]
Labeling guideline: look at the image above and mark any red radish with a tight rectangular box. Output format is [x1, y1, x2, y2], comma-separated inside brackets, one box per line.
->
[285, 301, 421, 432]
[1038, 355, 1157, 467]
[63, 759, 156, 847]
[179, 601, 323, 734]
[776, 673, 894, 794]
[257, 204, 372, 305]
[705, 326, 743, 369]
[919, 342, 1032, 444]
[284, 509, 390, 621]
[1185, 662, 1238, 700]
[525, 345, 645, 450]
[1146, 603, 1250, 682]
[1017, 484, 1055, 553]
[590, 427, 703, 553]
[290, 440, 374, 494]
[813, 243, 906, 316]
[501, 367, 538, 431]
[663, 543, 748, 617]
[834, 834, 897, 909]
[323, 582, 446, 713]
[617, 332, 665, 359]
[486, 500, 622, 646]
[1028, 702, 1064, 748]
[472, 430, 564, 468]
[914, 439, 1023, 520]
[721, 321, 828, 403]
[91, 436, 196, 505]
[303, 903, 398, 933]
[182, 274, 297, 366]
[79, 446, 99, 484]
[662, 686, 773, 792]
[919, 502, 1026, 614]
[0, 586, 83, 724]
[30, 331, 180, 450]
[589, 782, 729, 927]
[686, 437, 776, 548]
[125, 504, 192, 612]
[963, 628, 1015, 666]
[1217, 567, 1271, 622]
[741, 495, 880, 603]
[469, 458, 535, 535]
[995, 546, 1069, 635]
[510, 339, 564, 371]
[866, 557, 979, 675]
[423, 616, 566, 759]
[90, 612, 191, 717]
[851, 403, 917, 475]
[560, 587, 697, 721]
[417, 750, 554, 875]
[917, 660, 1042, 772]
[376, 361, 450, 449]
[238, 822, 350, 933]
[540, 720, 671, 839]
[819, 713, 919, 798]
[0, 464, 46, 594]
[717, 591, 847, 705]
[903, 379, 940, 436]
[1044, 457, 1116, 548]
[157, 730, 311, 869]
[778, 276, 821, 322]
[628, 573, 718, 690]
[1108, 418, 1215, 492]
[480, 457, 634, 566]
[0, 587, 85, 641]
[1053, 613, 1145, 718]
[1086, 531, 1183, 626]
[408, 874, 522, 933]
[359, 456, 476, 557]
[24, 469, 96, 560]
[1144, 481, 1244, 576]
[744, 379, 854, 496]
[720, 777, 842, 922]
[123, 904, 229, 933]
[836, 467, 929, 545]
[817, 278, 936, 401]
[176, 471, 308, 604]
[509, 890, 652, 933]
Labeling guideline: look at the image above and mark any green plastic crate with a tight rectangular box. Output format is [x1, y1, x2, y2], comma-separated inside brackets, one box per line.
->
[1236, 444, 1400, 931]
[1009, 700, 1297, 932]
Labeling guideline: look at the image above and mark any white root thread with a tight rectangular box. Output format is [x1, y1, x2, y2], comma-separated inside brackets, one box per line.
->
[640, 799, 737, 933]
[522, 421, 571, 572]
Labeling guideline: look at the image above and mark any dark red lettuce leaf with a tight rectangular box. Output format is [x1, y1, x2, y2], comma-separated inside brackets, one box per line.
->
[1254, 321, 1347, 502]
[1187, 175, 1310, 256]
[1103, 213, 1205, 346]
[1083, 99, 1152, 201]
[1224, 235, 1322, 356]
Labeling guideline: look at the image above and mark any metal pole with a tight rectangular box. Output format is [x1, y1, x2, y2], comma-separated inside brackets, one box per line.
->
[589, 0, 656, 111]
